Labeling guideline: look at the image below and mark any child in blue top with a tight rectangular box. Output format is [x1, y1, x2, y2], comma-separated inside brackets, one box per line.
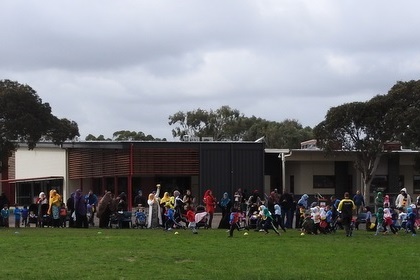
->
[21, 205, 29, 227]
[406, 207, 417, 236]
[13, 205, 22, 228]
[274, 203, 287, 232]
[164, 205, 184, 230]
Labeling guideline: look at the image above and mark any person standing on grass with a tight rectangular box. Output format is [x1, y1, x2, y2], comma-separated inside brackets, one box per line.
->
[85, 190, 98, 226]
[395, 188, 411, 209]
[74, 189, 88, 228]
[203, 189, 216, 229]
[147, 184, 162, 228]
[160, 192, 172, 225]
[67, 192, 75, 228]
[48, 189, 62, 228]
[279, 191, 294, 229]
[218, 192, 232, 229]
[134, 190, 147, 208]
[183, 189, 195, 212]
[383, 207, 398, 234]
[37, 192, 48, 227]
[13, 205, 21, 228]
[353, 190, 365, 215]
[21, 205, 29, 227]
[59, 203, 67, 228]
[296, 194, 309, 228]
[406, 207, 417, 236]
[337, 192, 356, 237]
[375, 207, 385, 235]
[1, 204, 9, 227]
[97, 191, 114, 229]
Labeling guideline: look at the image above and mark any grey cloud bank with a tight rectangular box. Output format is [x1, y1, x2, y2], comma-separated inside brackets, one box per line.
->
[1, 1, 420, 140]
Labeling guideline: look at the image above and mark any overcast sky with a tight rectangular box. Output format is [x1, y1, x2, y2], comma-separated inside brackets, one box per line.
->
[2, 1, 420, 140]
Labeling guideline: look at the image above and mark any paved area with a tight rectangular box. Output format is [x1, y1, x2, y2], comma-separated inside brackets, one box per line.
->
[5, 211, 223, 229]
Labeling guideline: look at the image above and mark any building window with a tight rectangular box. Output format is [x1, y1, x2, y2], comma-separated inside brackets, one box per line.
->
[414, 175, 420, 193]
[371, 175, 388, 193]
[313, 175, 335, 189]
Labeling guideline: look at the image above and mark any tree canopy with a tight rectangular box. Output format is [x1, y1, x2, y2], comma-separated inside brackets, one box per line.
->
[84, 131, 166, 141]
[313, 79, 420, 199]
[168, 105, 313, 148]
[0, 80, 79, 168]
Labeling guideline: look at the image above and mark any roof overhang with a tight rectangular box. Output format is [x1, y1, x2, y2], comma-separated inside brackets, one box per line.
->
[0, 176, 64, 183]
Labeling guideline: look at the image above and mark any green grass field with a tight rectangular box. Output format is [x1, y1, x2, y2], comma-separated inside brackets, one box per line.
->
[0, 227, 418, 280]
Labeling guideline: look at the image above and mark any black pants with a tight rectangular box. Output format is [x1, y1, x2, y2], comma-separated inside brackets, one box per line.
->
[75, 213, 88, 228]
[342, 216, 352, 236]
[274, 214, 286, 232]
[229, 222, 239, 237]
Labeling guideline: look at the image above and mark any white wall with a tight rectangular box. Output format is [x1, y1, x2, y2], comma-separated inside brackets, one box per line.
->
[286, 161, 336, 195]
[15, 146, 67, 200]
[15, 147, 66, 179]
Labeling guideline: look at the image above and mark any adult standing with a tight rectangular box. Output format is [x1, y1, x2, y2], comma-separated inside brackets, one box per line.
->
[337, 192, 356, 237]
[67, 193, 75, 228]
[74, 189, 88, 228]
[233, 188, 243, 210]
[395, 188, 412, 209]
[247, 190, 262, 218]
[133, 190, 147, 208]
[353, 190, 365, 215]
[147, 184, 162, 228]
[47, 189, 62, 228]
[36, 192, 48, 227]
[218, 192, 232, 229]
[203, 189, 216, 228]
[374, 192, 384, 214]
[297, 194, 309, 209]
[96, 191, 114, 229]
[116, 192, 128, 212]
[173, 190, 184, 217]
[279, 191, 294, 228]
[85, 190, 98, 226]
[183, 189, 195, 211]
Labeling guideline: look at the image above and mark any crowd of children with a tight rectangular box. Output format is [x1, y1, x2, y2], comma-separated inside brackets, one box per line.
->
[296, 191, 419, 237]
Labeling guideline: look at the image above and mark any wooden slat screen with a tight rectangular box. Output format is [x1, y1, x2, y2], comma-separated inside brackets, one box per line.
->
[68, 147, 199, 179]
[68, 149, 130, 179]
[133, 148, 199, 175]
